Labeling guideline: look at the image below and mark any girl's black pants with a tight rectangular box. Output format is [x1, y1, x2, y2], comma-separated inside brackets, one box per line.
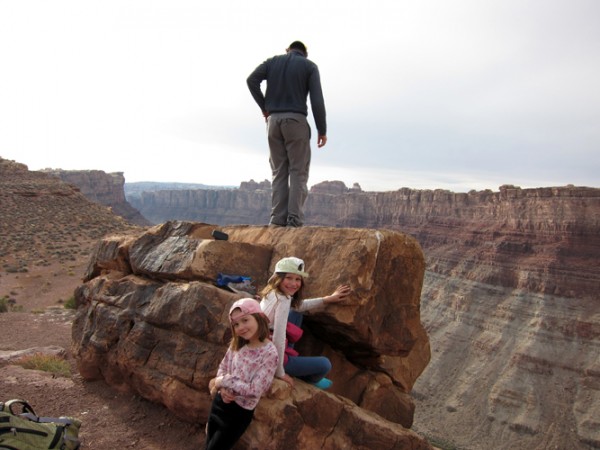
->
[205, 393, 254, 450]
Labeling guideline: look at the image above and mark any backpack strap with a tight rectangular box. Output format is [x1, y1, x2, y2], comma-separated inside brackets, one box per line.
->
[20, 413, 73, 425]
[3, 399, 37, 417]
[48, 425, 65, 449]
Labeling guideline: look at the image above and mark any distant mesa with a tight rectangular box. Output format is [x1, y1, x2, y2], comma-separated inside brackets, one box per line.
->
[124, 180, 235, 199]
[310, 180, 362, 194]
[239, 179, 271, 191]
[41, 168, 152, 227]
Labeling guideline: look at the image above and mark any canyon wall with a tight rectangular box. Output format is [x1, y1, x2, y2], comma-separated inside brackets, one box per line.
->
[128, 180, 600, 449]
[44, 169, 151, 226]
[129, 182, 598, 301]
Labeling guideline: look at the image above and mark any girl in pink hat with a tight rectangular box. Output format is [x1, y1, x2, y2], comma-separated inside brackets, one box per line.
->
[260, 256, 351, 390]
[205, 298, 278, 450]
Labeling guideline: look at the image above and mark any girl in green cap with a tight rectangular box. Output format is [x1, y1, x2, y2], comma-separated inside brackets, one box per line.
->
[260, 256, 350, 389]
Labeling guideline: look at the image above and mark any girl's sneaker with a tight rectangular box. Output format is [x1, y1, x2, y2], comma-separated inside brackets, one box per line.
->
[313, 378, 333, 390]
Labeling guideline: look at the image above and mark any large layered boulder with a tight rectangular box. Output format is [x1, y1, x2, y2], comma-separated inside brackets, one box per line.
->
[72, 221, 431, 449]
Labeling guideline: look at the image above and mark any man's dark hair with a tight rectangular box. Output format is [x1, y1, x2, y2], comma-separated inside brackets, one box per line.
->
[289, 41, 307, 55]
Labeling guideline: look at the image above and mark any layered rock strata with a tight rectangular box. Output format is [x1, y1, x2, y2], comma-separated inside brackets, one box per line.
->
[414, 273, 600, 450]
[72, 221, 431, 449]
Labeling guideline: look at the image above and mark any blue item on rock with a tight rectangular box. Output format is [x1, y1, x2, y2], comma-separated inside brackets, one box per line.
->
[313, 378, 333, 390]
[217, 273, 251, 287]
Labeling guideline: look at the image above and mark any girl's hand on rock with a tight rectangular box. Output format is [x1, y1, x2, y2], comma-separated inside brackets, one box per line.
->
[325, 284, 352, 304]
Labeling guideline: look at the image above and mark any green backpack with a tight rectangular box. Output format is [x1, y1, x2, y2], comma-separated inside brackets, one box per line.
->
[0, 399, 81, 450]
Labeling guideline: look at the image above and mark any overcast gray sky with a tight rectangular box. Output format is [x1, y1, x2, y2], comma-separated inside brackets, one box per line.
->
[1, 0, 598, 192]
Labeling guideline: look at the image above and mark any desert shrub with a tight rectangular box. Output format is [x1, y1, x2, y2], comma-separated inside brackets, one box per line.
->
[64, 296, 76, 309]
[0, 296, 8, 313]
[509, 423, 538, 435]
[15, 353, 71, 378]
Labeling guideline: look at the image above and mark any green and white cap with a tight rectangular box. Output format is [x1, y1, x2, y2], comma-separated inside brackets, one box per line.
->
[274, 256, 309, 278]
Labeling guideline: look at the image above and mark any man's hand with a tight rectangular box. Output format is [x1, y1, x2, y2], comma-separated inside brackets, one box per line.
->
[317, 135, 327, 148]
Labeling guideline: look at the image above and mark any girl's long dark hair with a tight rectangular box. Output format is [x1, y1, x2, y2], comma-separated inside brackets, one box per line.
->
[260, 273, 305, 308]
[230, 312, 271, 351]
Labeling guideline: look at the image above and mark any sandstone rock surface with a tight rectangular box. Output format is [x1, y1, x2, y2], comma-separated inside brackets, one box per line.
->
[71, 221, 431, 449]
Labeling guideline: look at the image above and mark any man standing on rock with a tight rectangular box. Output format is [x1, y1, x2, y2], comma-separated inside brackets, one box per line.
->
[247, 41, 327, 227]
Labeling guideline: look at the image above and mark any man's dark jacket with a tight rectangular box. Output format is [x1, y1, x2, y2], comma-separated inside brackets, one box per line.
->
[247, 49, 327, 136]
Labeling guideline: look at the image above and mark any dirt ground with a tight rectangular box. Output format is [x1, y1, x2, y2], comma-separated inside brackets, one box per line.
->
[0, 250, 206, 450]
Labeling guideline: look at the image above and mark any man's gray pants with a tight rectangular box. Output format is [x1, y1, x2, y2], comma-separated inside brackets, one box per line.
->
[267, 113, 311, 227]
